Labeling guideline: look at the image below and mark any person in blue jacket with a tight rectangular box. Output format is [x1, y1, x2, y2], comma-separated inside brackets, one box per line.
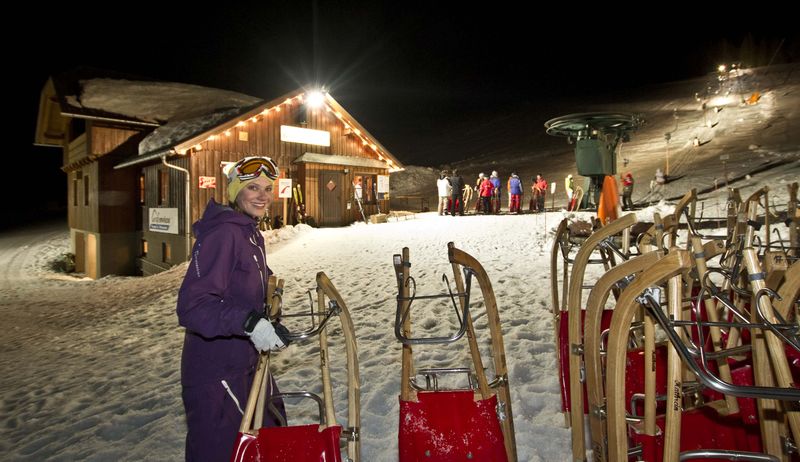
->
[177, 156, 291, 461]
[508, 173, 523, 214]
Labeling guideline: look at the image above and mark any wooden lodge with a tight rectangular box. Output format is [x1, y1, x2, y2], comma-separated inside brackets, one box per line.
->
[35, 70, 403, 277]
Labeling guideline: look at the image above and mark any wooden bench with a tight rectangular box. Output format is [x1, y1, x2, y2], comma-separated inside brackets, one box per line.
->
[388, 211, 416, 221]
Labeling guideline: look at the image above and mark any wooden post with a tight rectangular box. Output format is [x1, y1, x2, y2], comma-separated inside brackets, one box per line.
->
[316, 272, 361, 462]
[239, 354, 269, 434]
[317, 286, 337, 429]
[565, 214, 637, 461]
[448, 242, 517, 461]
[584, 250, 662, 462]
[744, 207, 800, 451]
[398, 248, 414, 402]
[788, 183, 798, 259]
[606, 250, 691, 462]
[449, 255, 492, 399]
[690, 237, 739, 414]
[775, 260, 800, 320]
[662, 272, 684, 462]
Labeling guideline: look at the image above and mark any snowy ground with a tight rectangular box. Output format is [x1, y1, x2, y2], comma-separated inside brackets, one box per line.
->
[0, 213, 580, 461]
[0, 159, 797, 461]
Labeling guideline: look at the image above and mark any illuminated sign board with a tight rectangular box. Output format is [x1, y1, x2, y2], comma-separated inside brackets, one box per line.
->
[280, 125, 331, 147]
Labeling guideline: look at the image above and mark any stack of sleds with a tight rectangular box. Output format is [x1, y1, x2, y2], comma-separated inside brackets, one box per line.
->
[230, 242, 518, 461]
[231, 272, 361, 462]
[394, 243, 517, 461]
[552, 183, 800, 461]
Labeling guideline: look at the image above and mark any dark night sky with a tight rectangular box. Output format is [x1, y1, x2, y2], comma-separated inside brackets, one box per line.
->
[8, 2, 798, 227]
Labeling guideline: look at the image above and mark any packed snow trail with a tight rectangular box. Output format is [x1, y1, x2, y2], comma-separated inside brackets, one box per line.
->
[0, 214, 580, 461]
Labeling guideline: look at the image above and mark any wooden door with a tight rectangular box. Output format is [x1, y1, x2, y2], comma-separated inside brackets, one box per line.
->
[319, 171, 344, 226]
[74, 231, 85, 273]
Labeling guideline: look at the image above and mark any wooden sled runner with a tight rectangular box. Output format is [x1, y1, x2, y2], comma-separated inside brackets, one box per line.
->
[231, 272, 361, 462]
[394, 243, 517, 461]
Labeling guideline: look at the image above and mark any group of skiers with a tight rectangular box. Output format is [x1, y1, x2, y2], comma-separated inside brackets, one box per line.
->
[437, 170, 551, 215]
[445, 169, 647, 215]
[436, 169, 649, 216]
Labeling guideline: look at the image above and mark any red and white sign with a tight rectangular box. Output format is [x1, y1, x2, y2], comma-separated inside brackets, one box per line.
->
[278, 178, 293, 199]
[199, 176, 217, 189]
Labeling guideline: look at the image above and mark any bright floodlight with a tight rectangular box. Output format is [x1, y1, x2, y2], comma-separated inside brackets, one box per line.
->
[718, 64, 726, 73]
[306, 91, 326, 108]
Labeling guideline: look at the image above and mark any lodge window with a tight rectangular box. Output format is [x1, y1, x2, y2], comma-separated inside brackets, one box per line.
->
[354, 174, 377, 205]
[162, 242, 171, 264]
[158, 170, 169, 206]
[73, 178, 78, 206]
[139, 172, 145, 204]
[83, 175, 89, 206]
[141, 239, 148, 257]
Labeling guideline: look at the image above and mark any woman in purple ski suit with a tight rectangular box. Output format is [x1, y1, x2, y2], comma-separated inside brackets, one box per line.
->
[177, 157, 289, 461]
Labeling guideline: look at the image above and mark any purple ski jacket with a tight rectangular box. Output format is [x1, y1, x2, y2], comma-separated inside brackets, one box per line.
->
[177, 199, 270, 386]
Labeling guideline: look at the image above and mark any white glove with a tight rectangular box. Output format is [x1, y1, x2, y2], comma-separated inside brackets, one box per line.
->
[247, 318, 286, 352]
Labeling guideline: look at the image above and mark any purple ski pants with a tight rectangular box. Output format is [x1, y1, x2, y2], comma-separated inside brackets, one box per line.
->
[182, 371, 284, 461]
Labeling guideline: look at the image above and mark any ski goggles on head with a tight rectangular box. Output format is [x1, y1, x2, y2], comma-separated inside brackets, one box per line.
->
[230, 157, 279, 181]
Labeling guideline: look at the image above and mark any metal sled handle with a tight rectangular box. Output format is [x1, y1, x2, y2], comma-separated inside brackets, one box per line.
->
[394, 271, 473, 345]
[410, 367, 475, 391]
[684, 208, 729, 240]
[280, 295, 340, 342]
[678, 449, 779, 462]
[265, 392, 326, 427]
[640, 288, 800, 401]
[754, 287, 800, 352]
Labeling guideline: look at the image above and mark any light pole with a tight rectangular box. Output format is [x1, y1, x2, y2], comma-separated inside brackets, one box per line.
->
[664, 132, 671, 176]
[720, 154, 729, 188]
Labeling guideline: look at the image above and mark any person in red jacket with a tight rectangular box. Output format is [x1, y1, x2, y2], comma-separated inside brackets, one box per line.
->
[622, 172, 634, 210]
[530, 174, 547, 213]
[479, 175, 494, 215]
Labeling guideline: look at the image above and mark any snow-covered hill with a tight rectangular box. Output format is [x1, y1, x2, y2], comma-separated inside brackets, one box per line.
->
[391, 63, 800, 214]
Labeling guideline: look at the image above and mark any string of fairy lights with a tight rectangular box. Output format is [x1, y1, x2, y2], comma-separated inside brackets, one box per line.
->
[183, 91, 399, 172]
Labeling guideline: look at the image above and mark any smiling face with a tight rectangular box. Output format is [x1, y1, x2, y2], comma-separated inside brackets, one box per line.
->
[235, 176, 273, 219]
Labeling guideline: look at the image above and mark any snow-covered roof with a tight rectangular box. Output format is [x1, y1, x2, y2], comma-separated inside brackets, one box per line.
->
[64, 78, 261, 125]
[137, 106, 256, 157]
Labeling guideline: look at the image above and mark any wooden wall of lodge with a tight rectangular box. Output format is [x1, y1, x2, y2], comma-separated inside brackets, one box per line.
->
[143, 157, 189, 234]
[186, 101, 389, 226]
[299, 163, 388, 226]
[67, 123, 142, 234]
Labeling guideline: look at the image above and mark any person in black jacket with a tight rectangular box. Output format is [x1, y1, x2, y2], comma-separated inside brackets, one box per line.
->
[448, 169, 465, 216]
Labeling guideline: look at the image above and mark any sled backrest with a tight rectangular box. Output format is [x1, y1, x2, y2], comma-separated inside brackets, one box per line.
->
[231, 425, 343, 462]
[399, 391, 507, 462]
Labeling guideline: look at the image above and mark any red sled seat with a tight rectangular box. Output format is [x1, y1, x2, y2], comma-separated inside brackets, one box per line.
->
[558, 309, 614, 413]
[629, 405, 762, 462]
[230, 424, 342, 462]
[399, 391, 507, 462]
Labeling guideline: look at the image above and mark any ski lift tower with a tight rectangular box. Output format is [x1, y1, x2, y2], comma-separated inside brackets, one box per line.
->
[545, 112, 642, 207]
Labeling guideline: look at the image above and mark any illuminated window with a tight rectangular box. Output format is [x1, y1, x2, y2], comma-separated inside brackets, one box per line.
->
[159, 170, 169, 206]
[139, 173, 145, 204]
[141, 239, 148, 257]
[162, 242, 171, 263]
[354, 174, 377, 205]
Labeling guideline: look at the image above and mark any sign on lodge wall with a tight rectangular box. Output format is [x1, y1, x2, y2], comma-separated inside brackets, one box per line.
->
[148, 208, 179, 234]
